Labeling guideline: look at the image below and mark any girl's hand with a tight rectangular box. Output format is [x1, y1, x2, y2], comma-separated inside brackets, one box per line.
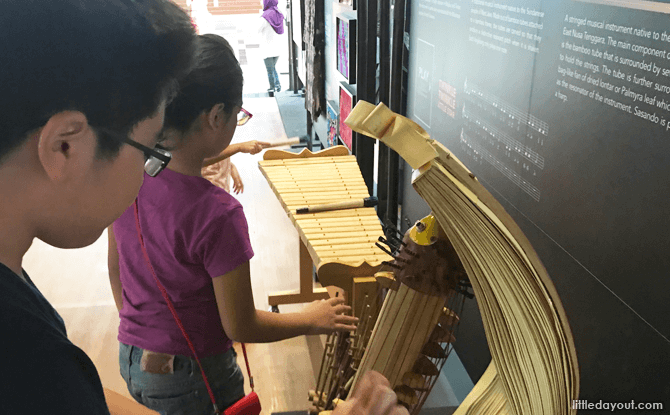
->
[239, 140, 271, 154]
[332, 371, 409, 415]
[231, 165, 244, 194]
[304, 297, 358, 334]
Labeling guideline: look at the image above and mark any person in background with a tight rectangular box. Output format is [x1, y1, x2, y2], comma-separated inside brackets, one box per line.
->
[201, 139, 270, 194]
[259, 0, 285, 95]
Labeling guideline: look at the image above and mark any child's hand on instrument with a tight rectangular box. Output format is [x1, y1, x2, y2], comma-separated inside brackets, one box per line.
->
[332, 371, 409, 415]
[231, 164, 244, 194]
[304, 297, 358, 334]
[239, 140, 271, 155]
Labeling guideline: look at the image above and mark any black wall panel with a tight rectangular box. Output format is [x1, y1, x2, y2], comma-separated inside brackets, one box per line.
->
[401, 0, 670, 402]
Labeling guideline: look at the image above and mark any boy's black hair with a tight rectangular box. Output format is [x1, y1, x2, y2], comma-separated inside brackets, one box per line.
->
[0, 0, 197, 162]
[163, 34, 244, 134]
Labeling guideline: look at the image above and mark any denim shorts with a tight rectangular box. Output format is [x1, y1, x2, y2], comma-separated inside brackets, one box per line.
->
[119, 342, 245, 415]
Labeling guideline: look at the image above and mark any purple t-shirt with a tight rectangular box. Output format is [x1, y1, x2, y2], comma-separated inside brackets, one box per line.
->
[114, 168, 254, 357]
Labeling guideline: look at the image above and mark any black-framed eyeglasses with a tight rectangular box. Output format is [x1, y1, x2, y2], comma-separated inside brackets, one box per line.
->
[237, 108, 253, 126]
[96, 127, 172, 177]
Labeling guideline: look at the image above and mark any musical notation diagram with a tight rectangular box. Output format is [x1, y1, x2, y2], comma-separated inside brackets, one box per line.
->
[460, 130, 541, 201]
[464, 79, 549, 136]
[460, 79, 548, 202]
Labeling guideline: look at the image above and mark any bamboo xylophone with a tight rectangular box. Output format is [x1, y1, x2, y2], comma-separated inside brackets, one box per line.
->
[258, 146, 392, 313]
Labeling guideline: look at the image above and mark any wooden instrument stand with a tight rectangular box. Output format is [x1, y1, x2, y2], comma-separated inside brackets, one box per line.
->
[267, 238, 330, 310]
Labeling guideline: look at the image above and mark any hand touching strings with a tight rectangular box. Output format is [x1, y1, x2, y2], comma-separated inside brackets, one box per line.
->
[304, 297, 358, 334]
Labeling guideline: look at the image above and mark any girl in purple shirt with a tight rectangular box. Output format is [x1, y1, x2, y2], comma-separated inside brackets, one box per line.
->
[108, 34, 358, 415]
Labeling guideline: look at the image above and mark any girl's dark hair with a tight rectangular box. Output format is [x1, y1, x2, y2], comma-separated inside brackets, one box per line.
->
[164, 34, 244, 134]
[0, 0, 197, 162]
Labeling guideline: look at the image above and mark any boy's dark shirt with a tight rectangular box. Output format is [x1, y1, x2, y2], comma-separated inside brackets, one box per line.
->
[0, 262, 110, 414]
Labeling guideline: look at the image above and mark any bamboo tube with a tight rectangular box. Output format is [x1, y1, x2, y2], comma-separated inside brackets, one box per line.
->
[393, 295, 444, 387]
[370, 286, 417, 374]
[385, 292, 433, 387]
[380, 290, 426, 380]
[350, 286, 399, 390]
[361, 284, 409, 374]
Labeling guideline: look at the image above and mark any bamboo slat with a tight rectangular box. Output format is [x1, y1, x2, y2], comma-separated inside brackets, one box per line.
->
[392, 295, 444, 387]
[370, 286, 417, 374]
[350, 286, 399, 389]
[453, 362, 512, 415]
[384, 292, 431, 386]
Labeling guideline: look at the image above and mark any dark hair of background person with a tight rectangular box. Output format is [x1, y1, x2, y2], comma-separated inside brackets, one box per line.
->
[163, 34, 244, 136]
[0, 0, 197, 163]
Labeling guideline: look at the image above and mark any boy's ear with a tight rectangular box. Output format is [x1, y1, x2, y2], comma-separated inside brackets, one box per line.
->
[37, 111, 94, 182]
[206, 103, 227, 130]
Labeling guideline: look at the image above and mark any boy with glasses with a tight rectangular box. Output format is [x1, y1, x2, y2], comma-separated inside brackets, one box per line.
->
[0, 1, 196, 413]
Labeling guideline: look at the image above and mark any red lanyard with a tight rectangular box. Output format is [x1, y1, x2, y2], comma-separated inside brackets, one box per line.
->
[133, 199, 254, 413]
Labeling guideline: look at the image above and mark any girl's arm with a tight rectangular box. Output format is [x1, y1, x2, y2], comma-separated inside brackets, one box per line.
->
[202, 144, 240, 167]
[107, 225, 124, 312]
[212, 261, 357, 343]
[230, 163, 244, 194]
[202, 141, 272, 167]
